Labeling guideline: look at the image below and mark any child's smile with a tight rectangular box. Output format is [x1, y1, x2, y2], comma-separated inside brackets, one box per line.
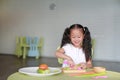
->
[70, 28, 84, 48]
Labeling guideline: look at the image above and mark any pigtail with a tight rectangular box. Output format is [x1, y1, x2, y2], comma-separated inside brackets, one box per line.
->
[83, 27, 92, 62]
[60, 27, 71, 48]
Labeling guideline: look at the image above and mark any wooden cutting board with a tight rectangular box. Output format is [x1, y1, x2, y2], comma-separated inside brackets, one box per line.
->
[63, 69, 86, 73]
[63, 69, 106, 77]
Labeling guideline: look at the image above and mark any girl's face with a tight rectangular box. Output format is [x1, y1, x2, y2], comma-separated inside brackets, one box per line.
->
[70, 28, 84, 48]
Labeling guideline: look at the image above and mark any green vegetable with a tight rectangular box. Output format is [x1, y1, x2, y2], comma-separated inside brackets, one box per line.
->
[37, 69, 50, 74]
[63, 67, 70, 70]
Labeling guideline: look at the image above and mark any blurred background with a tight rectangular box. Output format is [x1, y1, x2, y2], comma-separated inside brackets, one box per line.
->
[0, 0, 120, 61]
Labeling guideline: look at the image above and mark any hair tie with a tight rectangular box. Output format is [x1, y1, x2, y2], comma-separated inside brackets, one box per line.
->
[84, 27, 85, 32]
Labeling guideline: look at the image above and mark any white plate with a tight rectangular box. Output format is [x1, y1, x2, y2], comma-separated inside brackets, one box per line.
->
[18, 67, 62, 77]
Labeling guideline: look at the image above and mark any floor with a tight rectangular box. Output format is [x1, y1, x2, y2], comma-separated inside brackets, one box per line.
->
[0, 54, 120, 80]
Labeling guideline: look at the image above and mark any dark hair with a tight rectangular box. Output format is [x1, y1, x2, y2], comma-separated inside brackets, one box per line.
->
[60, 24, 92, 62]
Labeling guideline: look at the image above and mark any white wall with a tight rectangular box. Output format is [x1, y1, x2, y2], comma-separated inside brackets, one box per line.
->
[0, 0, 120, 61]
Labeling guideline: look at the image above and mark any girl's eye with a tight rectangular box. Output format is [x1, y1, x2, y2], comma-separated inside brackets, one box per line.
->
[71, 36, 81, 38]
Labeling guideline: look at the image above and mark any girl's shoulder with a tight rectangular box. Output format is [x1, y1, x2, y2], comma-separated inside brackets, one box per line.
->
[62, 43, 74, 49]
[63, 43, 83, 50]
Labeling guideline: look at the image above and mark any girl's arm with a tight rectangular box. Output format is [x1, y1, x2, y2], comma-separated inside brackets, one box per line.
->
[55, 48, 72, 61]
[55, 48, 75, 66]
[86, 59, 93, 68]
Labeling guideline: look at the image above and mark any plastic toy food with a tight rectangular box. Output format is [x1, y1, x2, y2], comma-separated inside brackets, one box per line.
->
[62, 64, 86, 73]
[37, 64, 50, 74]
[93, 67, 106, 73]
[39, 64, 48, 70]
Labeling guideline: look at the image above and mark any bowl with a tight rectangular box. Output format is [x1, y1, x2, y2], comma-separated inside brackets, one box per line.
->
[93, 67, 106, 73]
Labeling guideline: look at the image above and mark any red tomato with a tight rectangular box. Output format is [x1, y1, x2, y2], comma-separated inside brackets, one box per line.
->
[39, 64, 48, 70]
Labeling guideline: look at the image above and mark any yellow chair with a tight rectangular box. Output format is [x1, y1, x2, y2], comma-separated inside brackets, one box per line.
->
[15, 36, 26, 58]
[57, 39, 95, 64]
[91, 39, 95, 58]
[56, 46, 63, 64]
[38, 37, 44, 57]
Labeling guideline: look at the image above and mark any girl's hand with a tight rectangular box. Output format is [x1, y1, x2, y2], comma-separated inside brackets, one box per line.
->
[86, 59, 92, 68]
[67, 59, 75, 67]
[80, 63, 87, 69]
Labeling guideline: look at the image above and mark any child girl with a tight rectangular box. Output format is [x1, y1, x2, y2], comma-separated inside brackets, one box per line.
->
[55, 24, 92, 68]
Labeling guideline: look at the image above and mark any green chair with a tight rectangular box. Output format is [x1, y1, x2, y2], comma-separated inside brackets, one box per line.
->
[15, 36, 26, 58]
[91, 39, 95, 58]
[57, 39, 95, 64]
[38, 37, 44, 57]
[57, 46, 64, 64]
